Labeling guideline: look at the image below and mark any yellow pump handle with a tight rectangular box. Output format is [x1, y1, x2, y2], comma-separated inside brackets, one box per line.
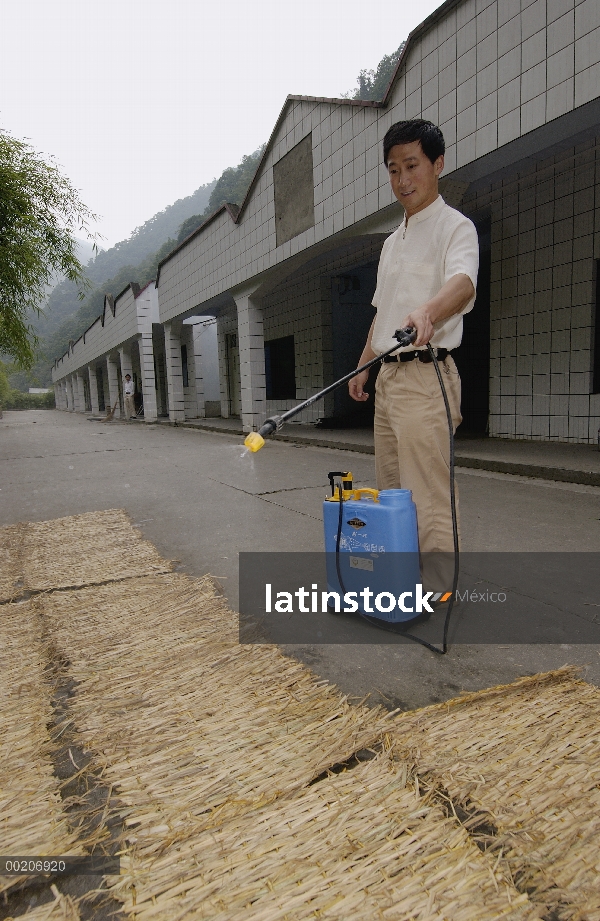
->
[353, 488, 379, 501]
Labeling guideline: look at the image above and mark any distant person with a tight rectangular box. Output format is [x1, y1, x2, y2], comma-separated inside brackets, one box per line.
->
[123, 374, 136, 420]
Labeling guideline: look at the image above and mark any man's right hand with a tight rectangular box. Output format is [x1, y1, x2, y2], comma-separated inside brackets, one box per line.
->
[348, 369, 370, 402]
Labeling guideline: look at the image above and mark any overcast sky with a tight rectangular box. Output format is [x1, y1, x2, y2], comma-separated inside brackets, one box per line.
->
[1, 0, 442, 248]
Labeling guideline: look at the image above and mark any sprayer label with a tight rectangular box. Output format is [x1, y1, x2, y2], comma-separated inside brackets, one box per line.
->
[347, 518, 366, 528]
[350, 556, 373, 571]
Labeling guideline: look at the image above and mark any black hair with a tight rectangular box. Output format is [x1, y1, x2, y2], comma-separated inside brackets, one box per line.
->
[383, 119, 445, 165]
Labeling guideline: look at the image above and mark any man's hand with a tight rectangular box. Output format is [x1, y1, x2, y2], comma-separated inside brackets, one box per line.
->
[349, 369, 370, 402]
[402, 274, 475, 347]
[400, 306, 434, 348]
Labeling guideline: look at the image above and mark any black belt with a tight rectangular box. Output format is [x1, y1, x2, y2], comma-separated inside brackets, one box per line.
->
[383, 348, 449, 364]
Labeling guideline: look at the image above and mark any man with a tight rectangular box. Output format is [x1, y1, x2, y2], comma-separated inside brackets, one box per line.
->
[349, 120, 478, 554]
[123, 373, 136, 420]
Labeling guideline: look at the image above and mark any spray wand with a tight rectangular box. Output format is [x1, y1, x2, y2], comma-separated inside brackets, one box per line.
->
[244, 325, 460, 655]
[244, 327, 417, 452]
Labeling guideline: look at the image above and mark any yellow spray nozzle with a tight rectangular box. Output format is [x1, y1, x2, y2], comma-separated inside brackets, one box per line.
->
[244, 432, 265, 453]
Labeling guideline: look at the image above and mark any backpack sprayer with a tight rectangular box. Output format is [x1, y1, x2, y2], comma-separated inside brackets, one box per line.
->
[244, 327, 459, 655]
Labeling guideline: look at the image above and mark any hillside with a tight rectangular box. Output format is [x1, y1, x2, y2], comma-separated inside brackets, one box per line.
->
[19, 149, 263, 388]
[15, 41, 404, 391]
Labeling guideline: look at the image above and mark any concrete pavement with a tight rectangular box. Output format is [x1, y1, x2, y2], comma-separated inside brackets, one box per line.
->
[1, 409, 599, 710]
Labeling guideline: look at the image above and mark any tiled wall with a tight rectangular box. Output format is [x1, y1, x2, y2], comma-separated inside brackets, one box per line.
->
[261, 239, 384, 424]
[463, 136, 600, 441]
[158, 0, 600, 328]
[53, 287, 142, 382]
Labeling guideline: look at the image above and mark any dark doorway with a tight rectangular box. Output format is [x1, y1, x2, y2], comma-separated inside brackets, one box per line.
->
[327, 262, 378, 427]
[265, 335, 296, 399]
[96, 367, 105, 412]
[453, 218, 491, 434]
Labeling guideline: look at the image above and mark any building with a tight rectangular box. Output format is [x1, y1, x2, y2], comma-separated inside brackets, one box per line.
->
[55, 0, 600, 442]
[156, 0, 600, 442]
[52, 280, 220, 421]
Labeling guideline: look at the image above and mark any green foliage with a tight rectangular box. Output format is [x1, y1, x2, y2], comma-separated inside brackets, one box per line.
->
[0, 361, 11, 403]
[25, 146, 266, 387]
[0, 388, 55, 410]
[0, 132, 97, 368]
[0, 361, 54, 408]
[176, 147, 265, 244]
[343, 43, 405, 101]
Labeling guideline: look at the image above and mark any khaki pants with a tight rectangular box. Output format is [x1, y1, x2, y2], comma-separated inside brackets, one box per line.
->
[124, 394, 136, 419]
[374, 356, 461, 555]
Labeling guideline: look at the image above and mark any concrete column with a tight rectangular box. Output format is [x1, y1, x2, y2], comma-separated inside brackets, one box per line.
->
[190, 323, 206, 418]
[118, 346, 134, 419]
[65, 378, 73, 411]
[138, 333, 158, 423]
[216, 320, 230, 419]
[88, 365, 99, 414]
[106, 356, 121, 419]
[234, 292, 266, 432]
[69, 375, 79, 412]
[76, 372, 86, 412]
[62, 381, 68, 410]
[179, 325, 198, 418]
[164, 321, 185, 422]
[119, 345, 133, 381]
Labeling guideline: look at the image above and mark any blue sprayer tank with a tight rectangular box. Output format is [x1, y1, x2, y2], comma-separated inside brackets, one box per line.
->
[323, 472, 420, 623]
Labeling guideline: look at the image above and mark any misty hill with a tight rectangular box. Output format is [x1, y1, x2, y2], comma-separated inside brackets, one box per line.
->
[83, 181, 216, 288]
[22, 149, 264, 388]
[18, 41, 404, 390]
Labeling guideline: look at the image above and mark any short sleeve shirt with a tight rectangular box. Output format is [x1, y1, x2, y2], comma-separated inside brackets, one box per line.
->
[371, 195, 479, 354]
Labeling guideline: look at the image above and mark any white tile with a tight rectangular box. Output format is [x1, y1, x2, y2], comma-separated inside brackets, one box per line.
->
[521, 94, 547, 132]
[547, 11, 575, 53]
[498, 46, 523, 86]
[575, 64, 600, 106]
[498, 108, 521, 145]
[521, 61, 547, 103]
[457, 75, 477, 112]
[457, 18, 477, 58]
[457, 47, 477, 86]
[498, 77, 521, 115]
[548, 46, 576, 89]
[498, 14, 522, 56]
[576, 26, 600, 72]
[547, 0, 574, 25]
[478, 60, 498, 98]
[457, 104, 477, 140]
[575, 0, 600, 41]
[546, 77, 575, 121]
[476, 121, 498, 156]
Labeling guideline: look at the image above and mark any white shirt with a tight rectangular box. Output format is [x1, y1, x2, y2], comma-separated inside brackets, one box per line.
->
[124, 379, 135, 395]
[371, 195, 479, 354]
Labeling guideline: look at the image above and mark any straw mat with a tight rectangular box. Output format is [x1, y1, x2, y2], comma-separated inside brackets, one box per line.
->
[33, 573, 395, 823]
[35, 573, 535, 920]
[391, 669, 600, 919]
[21, 509, 171, 591]
[4, 885, 81, 921]
[2, 510, 599, 920]
[0, 522, 26, 602]
[0, 600, 83, 895]
[109, 750, 534, 921]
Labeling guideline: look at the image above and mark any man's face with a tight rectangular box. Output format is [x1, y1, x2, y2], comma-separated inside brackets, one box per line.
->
[386, 140, 444, 219]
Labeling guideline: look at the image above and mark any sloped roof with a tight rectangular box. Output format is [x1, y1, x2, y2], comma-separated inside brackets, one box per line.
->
[156, 0, 460, 284]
